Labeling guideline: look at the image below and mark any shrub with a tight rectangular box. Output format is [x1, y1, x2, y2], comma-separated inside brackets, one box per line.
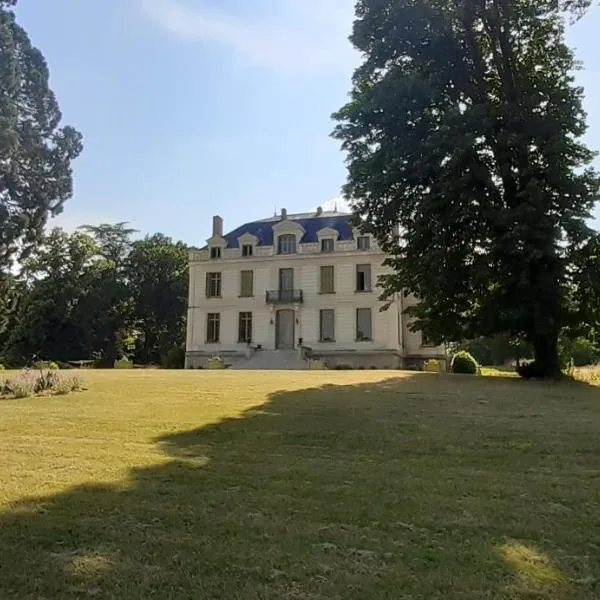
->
[424, 359, 442, 373]
[161, 347, 185, 369]
[69, 374, 84, 391]
[56, 361, 74, 370]
[559, 336, 599, 368]
[33, 360, 59, 370]
[450, 351, 479, 375]
[34, 371, 60, 393]
[53, 378, 74, 395]
[115, 357, 133, 369]
[3, 372, 36, 399]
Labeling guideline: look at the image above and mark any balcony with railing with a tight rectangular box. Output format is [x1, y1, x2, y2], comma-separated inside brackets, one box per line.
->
[265, 289, 304, 304]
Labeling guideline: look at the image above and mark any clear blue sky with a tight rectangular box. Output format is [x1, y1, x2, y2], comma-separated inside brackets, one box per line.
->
[14, 0, 600, 244]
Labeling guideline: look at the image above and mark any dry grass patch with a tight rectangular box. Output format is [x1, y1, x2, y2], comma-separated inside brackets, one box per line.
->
[0, 370, 599, 599]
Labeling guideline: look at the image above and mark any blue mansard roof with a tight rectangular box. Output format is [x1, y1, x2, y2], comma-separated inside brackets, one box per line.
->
[223, 211, 354, 248]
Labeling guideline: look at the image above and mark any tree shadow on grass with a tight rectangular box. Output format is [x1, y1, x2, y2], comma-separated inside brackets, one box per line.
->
[1, 375, 599, 599]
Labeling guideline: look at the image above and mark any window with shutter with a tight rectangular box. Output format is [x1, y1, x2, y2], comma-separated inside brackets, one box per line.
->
[319, 310, 335, 342]
[320, 266, 335, 294]
[240, 270, 253, 297]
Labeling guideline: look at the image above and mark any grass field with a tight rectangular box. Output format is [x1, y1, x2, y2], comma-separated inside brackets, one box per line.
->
[1, 370, 599, 599]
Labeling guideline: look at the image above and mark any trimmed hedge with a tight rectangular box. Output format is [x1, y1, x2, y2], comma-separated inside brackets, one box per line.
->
[450, 351, 479, 375]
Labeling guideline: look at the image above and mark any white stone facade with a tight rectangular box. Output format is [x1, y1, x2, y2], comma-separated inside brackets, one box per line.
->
[186, 211, 444, 369]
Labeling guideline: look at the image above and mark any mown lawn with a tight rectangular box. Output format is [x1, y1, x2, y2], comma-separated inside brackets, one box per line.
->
[0, 370, 599, 599]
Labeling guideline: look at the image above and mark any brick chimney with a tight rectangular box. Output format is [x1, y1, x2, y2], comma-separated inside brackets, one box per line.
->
[281, 208, 287, 220]
[212, 215, 223, 237]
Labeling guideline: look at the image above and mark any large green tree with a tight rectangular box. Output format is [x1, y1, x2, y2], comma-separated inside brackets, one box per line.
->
[0, 0, 82, 271]
[127, 234, 188, 365]
[333, 0, 599, 377]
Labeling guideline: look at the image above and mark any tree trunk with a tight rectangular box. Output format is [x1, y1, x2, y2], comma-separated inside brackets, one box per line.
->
[532, 334, 561, 378]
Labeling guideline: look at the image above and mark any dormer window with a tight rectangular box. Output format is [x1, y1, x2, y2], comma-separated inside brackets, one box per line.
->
[210, 247, 221, 259]
[357, 236, 371, 251]
[242, 244, 253, 257]
[278, 234, 297, 255]
[321, 238, 334, 253]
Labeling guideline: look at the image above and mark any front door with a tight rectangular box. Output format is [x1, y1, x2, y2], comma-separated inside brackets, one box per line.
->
[279, 268, 294, 302]
[276, 309, 295, 349]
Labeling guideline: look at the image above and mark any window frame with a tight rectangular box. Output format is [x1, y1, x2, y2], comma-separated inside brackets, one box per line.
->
[240, 270, 254, 297]
[357, 236, 371, 251]
[238, 312, 253, 343]
[277, 234, 297, 255]
[356, 308, 373, 342]
[319, 309, 335, 342]
[242, 244, 253, 257]
[206, 313, 221, 343]
[320, 238, 335, 253]
[210, 246, 222, 259]
[206, 272, 222, 298]
[320, 265, 335, 295]
[356, 264, 372, 292]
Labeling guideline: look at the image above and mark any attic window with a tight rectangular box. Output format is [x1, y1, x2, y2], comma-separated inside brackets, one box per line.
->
[278, 234, 297, 255]
[210, 247, 221, 259]
[321, 238, 334, 253]
[357, 236, 371, 251]
[242, 244, 253, 257]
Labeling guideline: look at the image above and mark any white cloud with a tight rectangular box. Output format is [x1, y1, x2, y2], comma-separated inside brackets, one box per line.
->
[317, 196, 351, 213]
[139, 0, 357, 74]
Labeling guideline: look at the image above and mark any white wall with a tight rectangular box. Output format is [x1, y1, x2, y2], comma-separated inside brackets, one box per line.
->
[187, 249, 402, 353]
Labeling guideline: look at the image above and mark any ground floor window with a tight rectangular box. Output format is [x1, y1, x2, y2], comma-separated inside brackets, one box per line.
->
[356, 308, 372, 341]
[207, 313, 220, 343]
[320, 309, 335, 342]
[238, 312, 253, 343]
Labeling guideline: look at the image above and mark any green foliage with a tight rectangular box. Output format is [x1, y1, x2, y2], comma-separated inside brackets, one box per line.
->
[450, 352, 479, 375]
[127, 234, 188, 365]
[161, 347, 185, 370]
[115, 357, 133, 369]
[559, 336, 599, 367]
[33, 361, 59, 370]
[333, 0, 600, 379]
[423, 359, 443, 373]
[0, 2, 82, 270]
[1, 225, 188, 370]
[0, 364, 4, 371]
[459, 335, 532, 367]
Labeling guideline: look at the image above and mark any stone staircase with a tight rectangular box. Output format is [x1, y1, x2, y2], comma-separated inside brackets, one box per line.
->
[232, 350, 307, 370]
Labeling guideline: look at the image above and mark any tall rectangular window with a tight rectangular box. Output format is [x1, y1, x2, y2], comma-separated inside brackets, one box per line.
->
[238, 312, 252, 343]
[278, 234, 297, 255]
[356, 264, 372, 292]
[240, 270, 253, 297]
[242, 244, 253, 257]
[320, 266, 335, 294]
[206, 272, 222, 297]
[207, 313, 220, 343]
[356, 308, 372, 341]
[357, 236, 371, 251]
[321, 238, 334, 253]
[210, 247, 221, 259]
[320, 309, 335, 342]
